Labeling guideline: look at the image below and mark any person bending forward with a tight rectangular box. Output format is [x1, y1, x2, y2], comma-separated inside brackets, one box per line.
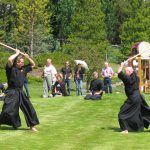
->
[118, 62, 150, 134]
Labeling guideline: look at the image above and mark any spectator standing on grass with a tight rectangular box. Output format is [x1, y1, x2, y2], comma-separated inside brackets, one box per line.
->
[61, 61, 72, 96]
[101, 62, 114, 94]
[74, 63, 85, 96]
[42, 59, 57, 98]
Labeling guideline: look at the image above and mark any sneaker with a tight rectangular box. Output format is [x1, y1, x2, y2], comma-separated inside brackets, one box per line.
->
[48, 94, 53, 97]
[43, 96, 48, 98]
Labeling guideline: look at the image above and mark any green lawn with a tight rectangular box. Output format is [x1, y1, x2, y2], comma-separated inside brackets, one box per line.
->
[0, 83, 150, 150]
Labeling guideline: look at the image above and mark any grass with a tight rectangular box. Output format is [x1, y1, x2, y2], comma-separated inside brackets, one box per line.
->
[0, 83, 150, 150]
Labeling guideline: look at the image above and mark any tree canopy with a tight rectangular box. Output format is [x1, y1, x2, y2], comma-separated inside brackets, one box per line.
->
[0, 0, 150, 63]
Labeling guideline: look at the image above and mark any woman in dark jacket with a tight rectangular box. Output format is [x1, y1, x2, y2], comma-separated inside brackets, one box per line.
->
[52, 73, 67, 97]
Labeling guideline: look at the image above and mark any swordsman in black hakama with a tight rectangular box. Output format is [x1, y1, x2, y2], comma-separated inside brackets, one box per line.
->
[0, 49, 39, 131]
[118, 62, 150, 134]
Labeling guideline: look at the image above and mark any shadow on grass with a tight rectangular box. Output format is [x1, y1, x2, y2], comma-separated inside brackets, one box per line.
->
[101, 126, 121, 132]
[142, 130, 150, 133]
[0, 126, 29, 131]
[104, 126, 150, 133]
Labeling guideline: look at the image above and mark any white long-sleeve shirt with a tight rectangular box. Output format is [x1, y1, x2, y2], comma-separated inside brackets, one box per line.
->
[43, 65, 57, 82]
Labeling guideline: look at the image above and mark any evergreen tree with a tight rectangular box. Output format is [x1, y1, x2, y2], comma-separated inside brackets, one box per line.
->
[14, 0, 52, 57]
[101, 0, 118, 44]
[120, 0, 150, 59]
[101, 0, 130, 45]
[0, 0, 17, 44]
[64, 0, 108, 69]
[51, 0, 76, 48]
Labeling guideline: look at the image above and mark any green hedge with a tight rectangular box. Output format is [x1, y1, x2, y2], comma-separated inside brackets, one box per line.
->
[0, 51, 74, 83]
[34, 51, 74, 71]
[0, 51, 120, 84]
[0, 69, 7, 82]
[0, 52, 10, 69]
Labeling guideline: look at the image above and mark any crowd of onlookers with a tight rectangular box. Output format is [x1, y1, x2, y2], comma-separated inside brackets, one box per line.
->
[41, 59, 114, 100]
[0, 59, 114, 101]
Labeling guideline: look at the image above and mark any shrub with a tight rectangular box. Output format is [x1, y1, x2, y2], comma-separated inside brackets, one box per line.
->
[34, 51, 74, 71]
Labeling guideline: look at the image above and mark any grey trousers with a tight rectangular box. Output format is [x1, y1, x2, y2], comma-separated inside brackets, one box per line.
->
[43, 75, 52, 98]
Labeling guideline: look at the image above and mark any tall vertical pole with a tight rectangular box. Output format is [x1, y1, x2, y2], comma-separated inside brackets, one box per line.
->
[138, 56, 142, 92]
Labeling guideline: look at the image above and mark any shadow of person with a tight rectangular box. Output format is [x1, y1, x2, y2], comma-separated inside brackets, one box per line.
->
[104, 126, 121, 132]
[107, 127, 150, 133]
[0, 126, 29, 131]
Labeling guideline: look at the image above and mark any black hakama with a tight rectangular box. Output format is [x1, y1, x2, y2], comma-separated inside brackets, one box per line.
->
[0, 89, 39, 128]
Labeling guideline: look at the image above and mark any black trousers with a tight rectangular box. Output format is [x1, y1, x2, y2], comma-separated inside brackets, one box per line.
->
[84, 94, 102, 100]
[0, 89, 39, 128]
[118, 92, 150, 132]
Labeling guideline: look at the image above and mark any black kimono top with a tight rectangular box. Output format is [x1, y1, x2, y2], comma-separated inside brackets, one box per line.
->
[89, 79, 103, 94]
[6, 64, 32, 89]
[118, 71, 139, 96]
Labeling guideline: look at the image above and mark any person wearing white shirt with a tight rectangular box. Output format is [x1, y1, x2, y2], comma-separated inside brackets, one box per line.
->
[42, 59, 57, 98]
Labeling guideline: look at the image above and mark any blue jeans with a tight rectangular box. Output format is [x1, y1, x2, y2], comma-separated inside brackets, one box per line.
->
[64, 79, 71, 96]
[24, 80, 30, 97]
[104, 77, 112, 93]
[75, 79, 84, 96]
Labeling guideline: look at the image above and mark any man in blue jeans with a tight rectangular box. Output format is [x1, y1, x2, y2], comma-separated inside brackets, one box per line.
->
[61, 61, 72, 96]
[101, 62, 114, 94]
[74, 63, 85, 96]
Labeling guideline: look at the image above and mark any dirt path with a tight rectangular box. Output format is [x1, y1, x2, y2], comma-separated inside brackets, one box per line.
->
[29, 68, 43, 77]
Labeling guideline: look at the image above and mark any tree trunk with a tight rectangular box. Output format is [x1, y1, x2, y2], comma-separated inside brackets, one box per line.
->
[30, 21, 34, 58]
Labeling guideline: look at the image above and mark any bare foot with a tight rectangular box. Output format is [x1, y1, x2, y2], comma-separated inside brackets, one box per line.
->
[121, 130, 128, 134]
[30, 127, 38, 132]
